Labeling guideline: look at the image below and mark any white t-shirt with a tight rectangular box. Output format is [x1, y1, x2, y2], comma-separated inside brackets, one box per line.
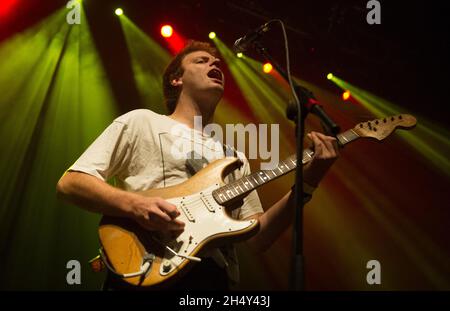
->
[69, 109, 264, 282]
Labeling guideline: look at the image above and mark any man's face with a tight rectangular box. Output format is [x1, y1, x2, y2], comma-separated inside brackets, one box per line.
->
[174, 51, 225, 99]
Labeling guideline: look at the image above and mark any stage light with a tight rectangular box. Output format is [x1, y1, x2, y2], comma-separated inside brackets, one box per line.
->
[161, 25, 173, 38]
[327, 73, 333, 80]
[115, 8, 123, 16]
[263, 63, 273, 74]
[209, 32, 216, 39]
[0, 0, 20, 19]
[342, 90, 351, 101]
[236, 52, 243, 58]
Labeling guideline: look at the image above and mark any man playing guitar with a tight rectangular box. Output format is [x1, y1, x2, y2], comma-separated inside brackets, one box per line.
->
[56, 41, 339, 290]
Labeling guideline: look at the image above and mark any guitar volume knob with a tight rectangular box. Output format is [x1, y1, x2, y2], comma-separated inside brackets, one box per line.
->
[162, 260, 172, 273]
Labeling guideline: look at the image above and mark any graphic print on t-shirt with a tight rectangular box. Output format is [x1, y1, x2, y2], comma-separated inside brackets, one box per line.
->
[157, 131, 224, 187]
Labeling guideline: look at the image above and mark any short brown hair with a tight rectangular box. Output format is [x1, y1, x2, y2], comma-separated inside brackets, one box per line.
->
[162, 41, 218, 114]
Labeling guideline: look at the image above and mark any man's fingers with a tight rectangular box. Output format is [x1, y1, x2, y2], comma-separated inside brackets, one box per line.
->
[156, 198, 180, 219]
[310, 132, 322, 148]
[315, 132, 336, 141]
[308, 132, 339, 157]
[151, 207, 172, 222]
[312, 135, 323, 155]
[168, 219, 185, 230]
[148, 212, 185, 231]
[322, 139, 336, 156]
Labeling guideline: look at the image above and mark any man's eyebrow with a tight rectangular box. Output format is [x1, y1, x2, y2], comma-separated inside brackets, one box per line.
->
[193, 56, 211, 61]
[192, 55, 221, 63]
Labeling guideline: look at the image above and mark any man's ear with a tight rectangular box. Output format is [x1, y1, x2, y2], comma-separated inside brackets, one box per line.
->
[171, 77, 182, 87]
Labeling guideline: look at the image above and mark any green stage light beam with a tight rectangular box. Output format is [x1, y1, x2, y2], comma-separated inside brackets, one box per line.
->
[0, 4, 117, 290]
[118, 15, 171, 114]
[210, 39, 450, 291]
[212, 38, 295, 155]
[329, 75, 450, 175]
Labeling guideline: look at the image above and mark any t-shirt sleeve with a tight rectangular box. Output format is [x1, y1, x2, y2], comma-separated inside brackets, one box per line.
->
[68, 120, 132, 181]
[236, 157, 264, 220]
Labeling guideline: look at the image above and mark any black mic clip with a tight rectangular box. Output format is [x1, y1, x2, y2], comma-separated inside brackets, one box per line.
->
[233, 22, 271, 53]
[288, 85, 340, 136]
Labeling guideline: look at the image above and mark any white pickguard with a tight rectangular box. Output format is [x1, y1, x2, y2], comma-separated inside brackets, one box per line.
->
[155, 184, 255, 276]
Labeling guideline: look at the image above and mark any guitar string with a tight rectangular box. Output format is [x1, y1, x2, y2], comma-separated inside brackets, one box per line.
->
[163, 157, 311, 217]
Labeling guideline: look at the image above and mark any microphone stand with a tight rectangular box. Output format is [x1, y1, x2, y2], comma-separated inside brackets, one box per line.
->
[253, 41, 339, 290]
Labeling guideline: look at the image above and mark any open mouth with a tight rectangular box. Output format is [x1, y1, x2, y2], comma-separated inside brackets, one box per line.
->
[207, 68, 223, 84]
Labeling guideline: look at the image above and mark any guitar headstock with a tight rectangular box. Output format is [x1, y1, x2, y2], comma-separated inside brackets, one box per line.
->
[353, 114, 417, 141]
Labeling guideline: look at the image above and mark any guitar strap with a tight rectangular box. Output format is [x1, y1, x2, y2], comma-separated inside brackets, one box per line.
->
[222, 143, 238, 158]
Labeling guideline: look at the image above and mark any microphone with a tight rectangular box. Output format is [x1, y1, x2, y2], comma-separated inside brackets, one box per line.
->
[287, 85, 340, 135]
[233, 22, 271, 53]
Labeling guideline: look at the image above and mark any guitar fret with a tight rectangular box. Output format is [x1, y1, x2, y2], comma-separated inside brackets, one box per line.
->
[286, 161, 293, 170]
[233, 181, 241, 193]
[302, 150, 313, 164]
[217, 191, 225, 204]
[243, 180, 250, 190]
[257, 173, 265, 183]
[245, 177, 254, 188]
[339, 133, 349, 143]
[211, 120, 375, 206]
[337, 130, 359, 146]
[225, 184, 234, 199]
[238, 183, 244, 193]
[349, 129, 360, 140]
[262, 171, 269, 181]
[221, 190, 227, 201]
[228, 183, 237, 197]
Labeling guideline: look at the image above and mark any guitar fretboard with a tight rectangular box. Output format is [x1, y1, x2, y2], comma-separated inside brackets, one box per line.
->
[212, 129, 359, 205]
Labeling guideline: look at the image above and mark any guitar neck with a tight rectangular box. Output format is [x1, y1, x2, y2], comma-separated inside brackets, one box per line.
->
[212, 129, 360, 205]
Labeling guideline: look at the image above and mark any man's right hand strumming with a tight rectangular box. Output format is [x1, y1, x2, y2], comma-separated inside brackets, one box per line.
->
[56, 171, 185, 233]
[128, 195, 185, 233]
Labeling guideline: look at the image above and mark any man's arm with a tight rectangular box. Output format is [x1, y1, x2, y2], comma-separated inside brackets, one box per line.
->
[56, 171, 185, 232]
[244, 131, 339, 252]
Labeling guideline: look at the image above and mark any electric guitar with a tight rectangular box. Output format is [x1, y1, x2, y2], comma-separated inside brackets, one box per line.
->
[98, 114, 417, 287]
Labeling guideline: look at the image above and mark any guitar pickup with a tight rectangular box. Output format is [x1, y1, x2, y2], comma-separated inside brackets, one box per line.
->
[200, 193, 215, 213]
[179, 201, 195, 222]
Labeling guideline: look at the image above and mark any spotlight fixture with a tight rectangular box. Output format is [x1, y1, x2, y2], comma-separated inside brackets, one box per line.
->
[342, 90, 351, 101]
[161, 25, 173, 38]
[263, 63, 273, 73]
